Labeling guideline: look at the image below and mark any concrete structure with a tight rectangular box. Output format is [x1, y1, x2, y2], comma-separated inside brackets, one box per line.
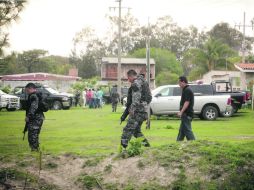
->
[201, 70, 241, 90]
[101, 57, 156, 89]
[1, 72, 81, 92]
[235, 63, 254, 90]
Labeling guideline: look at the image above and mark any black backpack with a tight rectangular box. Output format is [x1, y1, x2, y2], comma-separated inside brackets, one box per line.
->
[141, 80, 152, 104]
[37, 92, 49, 112]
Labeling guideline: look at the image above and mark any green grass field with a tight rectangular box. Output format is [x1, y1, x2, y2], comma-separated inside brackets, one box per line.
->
[0, 105, 254, 156]
[1, 106, 254, 189]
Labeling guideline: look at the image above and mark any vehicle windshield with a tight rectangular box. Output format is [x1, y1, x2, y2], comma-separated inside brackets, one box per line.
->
[45, 87, 59, 94]
[0, 90, 7, 95]
[13, 88, 23, 95]
[151, 86, 168, 96]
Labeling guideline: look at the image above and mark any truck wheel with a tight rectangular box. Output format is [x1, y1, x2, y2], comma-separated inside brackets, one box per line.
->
[202, 106, 218, 120]
[198, 114, 204, 120]
[6, 108, 16, 111]
[52, 101, 62, 110]
[150, 108, 153, 115]
[231, 104, 238, 113]
[221, 107, 233, 117]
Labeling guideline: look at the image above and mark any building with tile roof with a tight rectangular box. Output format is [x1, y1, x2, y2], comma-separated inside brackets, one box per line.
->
[234, 63, 254, 90]
[101, 57, 156, 89]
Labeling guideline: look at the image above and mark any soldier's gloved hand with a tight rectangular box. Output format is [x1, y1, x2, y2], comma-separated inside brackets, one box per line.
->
[120, 115, 125, 124]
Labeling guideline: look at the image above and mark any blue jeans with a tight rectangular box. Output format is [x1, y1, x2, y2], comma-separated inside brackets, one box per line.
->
[177, 114, 195, 141]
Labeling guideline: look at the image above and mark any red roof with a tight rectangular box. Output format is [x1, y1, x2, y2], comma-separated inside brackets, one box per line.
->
[236, 63, 254, 70]
[2, 72, 81, 81]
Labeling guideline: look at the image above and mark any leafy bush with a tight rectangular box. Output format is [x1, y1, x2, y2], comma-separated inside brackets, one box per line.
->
[82, 157, 102, 167]
[164, 125, 174, 129]
[127, 138, 144, 157]
[1, 85, 11, 94]
[77, 174, 99, 190]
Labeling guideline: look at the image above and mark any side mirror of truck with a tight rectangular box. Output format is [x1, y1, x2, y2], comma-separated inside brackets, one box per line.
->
[194, 93, 203, 96]
[155, 93, 162, 97]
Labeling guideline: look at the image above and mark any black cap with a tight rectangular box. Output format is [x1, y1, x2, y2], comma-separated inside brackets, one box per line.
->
[25, 83, 36, 89]
[179, 76, 188, 84]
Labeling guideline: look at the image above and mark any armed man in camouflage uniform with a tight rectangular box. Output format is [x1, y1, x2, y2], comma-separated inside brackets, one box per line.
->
[111, 85, 120, 112]
[25, 83, 44, 151]
[120, 69, 150, 149]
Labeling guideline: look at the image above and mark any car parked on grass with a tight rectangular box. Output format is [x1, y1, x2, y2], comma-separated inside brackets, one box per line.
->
[0, 90, 20, 111]
[150, 85, 232, 120]
[13, 84, 71, 110]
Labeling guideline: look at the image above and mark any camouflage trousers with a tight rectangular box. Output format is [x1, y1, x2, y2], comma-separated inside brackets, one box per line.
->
[112, 102, 118, 112]
[27, 119, 43, 150]
[121, 112, 148, 148]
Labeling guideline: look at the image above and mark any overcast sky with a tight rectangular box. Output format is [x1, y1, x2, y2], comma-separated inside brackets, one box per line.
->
[7, 0, 254, 57]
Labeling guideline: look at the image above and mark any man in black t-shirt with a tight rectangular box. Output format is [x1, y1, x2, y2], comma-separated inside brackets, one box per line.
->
[176, 76, 196, 141]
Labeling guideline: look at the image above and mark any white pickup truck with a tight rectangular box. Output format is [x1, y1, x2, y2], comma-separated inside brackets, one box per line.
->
[0, 90, 20, 111]
[150, 85, 232, 120]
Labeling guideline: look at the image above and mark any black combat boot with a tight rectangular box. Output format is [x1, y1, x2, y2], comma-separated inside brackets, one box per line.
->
[142, 139, 150, 147]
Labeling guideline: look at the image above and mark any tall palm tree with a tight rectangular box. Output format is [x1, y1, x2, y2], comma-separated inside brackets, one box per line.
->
[185, 38, 236, 80]
[190, 38, 235, 70]
[203, 38, 235, 70]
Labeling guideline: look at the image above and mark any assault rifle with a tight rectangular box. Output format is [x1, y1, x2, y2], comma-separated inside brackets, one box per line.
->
[23, 123, 28, 140]
[120, 107, 129, 124]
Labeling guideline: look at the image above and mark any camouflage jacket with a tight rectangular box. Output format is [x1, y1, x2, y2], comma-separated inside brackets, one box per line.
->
[111, 91, 120, 103]
[129, 75, 148, 114]
[26, 93, 44, 120]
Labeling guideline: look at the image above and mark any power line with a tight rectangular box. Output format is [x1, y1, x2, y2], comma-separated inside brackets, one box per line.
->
[235, 12, 254, 63]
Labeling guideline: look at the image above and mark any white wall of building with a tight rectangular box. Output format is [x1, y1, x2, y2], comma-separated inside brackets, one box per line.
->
[2, 80, 77, 92]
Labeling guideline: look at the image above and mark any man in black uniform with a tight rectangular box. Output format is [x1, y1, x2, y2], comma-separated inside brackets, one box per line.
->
[111, 86, 120, 112]
[25, 83, 45, 151]
[177, 76, 196, 141]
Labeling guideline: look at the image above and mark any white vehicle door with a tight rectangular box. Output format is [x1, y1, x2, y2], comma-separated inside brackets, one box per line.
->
[152, 87, 176, 114]
[171, 87, 181, 112]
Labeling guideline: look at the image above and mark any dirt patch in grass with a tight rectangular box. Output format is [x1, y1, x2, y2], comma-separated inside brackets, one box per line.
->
[38, 154, 84, 190]
[1, 140, 254, 190]
[0, 154, 84, 190]
[81, 155, 178, 187]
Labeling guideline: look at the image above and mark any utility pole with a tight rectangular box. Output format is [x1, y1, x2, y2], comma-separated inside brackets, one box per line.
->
[117, 0, 122, 98]
[146, 18, 151, 130]
[109, 0, 130, 98]
[235, 12, 254, 63]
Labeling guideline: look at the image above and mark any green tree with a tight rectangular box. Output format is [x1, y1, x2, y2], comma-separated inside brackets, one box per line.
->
[0, 0, 26, 56]
[246, 54, 254, 63]
[106, 12, 141, 55]
[17, 49, 48, 73]
[208, 22, 253, 52]
[78, 54, 97, 79]
[186, 38, 236, 80]
[151, 16, 207, 59]
[130, 48, 182, 75]
[41, 55, 71, 75]
[156, 71, 179, 86]
[71, 26, 107, 78]
[0, 52, 25, 74]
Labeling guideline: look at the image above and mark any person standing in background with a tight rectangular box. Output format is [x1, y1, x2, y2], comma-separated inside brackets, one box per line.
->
[82, 88, 87, 107]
